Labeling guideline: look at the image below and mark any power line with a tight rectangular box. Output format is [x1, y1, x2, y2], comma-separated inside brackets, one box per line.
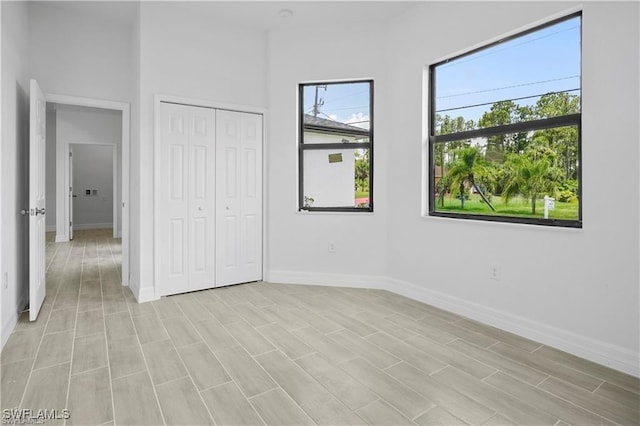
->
[438, 24, 580, 69]
[435, 88, 580, 114]
[437, 75, 579, 99]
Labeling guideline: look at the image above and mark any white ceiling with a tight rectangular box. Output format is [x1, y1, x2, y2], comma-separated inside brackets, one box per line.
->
[32, 0, 420, 31]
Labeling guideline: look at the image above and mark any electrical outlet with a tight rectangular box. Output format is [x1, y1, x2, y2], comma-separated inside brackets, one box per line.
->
[489, 264, 501, 281]
[328, 242, 336, 253]
[3, 272, 8, 289]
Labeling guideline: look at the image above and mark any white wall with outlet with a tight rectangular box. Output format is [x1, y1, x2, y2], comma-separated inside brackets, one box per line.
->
[266, 22, 390, 286]
[384, 1, 639, 375]
[70, 144, 114, 229]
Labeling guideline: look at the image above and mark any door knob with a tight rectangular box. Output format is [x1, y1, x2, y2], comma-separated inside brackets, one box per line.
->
[35, 208, 46, 216]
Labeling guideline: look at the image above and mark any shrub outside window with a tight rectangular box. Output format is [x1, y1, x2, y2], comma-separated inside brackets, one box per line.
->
[299, 80, 373, 212]
[429, 13, 582, 228]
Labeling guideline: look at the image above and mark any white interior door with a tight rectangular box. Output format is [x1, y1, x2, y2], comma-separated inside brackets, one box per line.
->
[29, 79, 47, 321]
[157, 102, 216, 296]
[69, 146, 74, 240]
[215, 110, 263, 287]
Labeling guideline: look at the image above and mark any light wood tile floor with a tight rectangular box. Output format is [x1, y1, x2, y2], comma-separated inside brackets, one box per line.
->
[1, 229, 638, 425]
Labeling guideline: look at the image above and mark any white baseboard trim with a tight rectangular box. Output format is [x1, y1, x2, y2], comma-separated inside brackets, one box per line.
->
[266, 270, 388, 290]
[387, 277, 639, 378]
[55, 234, 69, 243]
[265, 269, 638, 377]
[73, 223, 113, 230]
[137, 286, 157, 303]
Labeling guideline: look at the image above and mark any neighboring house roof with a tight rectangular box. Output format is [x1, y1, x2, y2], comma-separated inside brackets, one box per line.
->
[303, 114, 370, 137]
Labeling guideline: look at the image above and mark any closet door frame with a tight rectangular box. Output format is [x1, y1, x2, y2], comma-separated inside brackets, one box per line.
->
[153, 94, 268, 298]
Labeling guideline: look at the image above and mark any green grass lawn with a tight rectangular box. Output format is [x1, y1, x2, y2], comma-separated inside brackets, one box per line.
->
[435, 193, 579, 220]
[355, 190, 369, 199]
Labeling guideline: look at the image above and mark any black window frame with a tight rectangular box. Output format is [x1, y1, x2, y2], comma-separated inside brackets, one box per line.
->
[428, 13, 582, 228]
[298, 79, 374, 213]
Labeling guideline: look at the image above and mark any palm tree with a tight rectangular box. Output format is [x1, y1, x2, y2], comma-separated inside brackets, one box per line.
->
[502, 145, 560, 215]
[445, 146, 496, 211]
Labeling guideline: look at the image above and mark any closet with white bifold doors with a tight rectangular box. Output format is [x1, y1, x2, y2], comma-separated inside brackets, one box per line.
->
[156, 102, 263, 297]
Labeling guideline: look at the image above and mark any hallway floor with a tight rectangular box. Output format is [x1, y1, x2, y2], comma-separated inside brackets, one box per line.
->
[1, 230, 638, 425]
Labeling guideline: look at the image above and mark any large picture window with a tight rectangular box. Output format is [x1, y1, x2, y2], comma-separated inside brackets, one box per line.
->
[429, 13, 581, 227]
[299, 80, 373, 212]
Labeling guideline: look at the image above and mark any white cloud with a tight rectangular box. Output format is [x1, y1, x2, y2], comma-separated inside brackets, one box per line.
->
[345, 112, 370, 130]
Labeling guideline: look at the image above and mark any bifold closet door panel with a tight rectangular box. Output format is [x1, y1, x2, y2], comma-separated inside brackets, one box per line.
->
[215, 110, 263, 287]
[157, 103, 216, 296]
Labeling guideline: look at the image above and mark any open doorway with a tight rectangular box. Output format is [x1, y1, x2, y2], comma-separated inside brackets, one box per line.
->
[43, 95, 130, 287]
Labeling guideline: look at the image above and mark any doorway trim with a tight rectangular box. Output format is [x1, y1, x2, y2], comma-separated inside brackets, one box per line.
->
[68, 142, 118, 236]
[153, 94, 268, 299]
[47, 93, 130, 287]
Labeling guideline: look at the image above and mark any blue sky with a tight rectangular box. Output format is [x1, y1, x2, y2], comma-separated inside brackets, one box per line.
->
[435, 16, 581, 123]
[302, 15, 580, 129]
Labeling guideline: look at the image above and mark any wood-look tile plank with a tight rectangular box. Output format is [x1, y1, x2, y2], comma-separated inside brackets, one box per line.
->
[484, 372, 614, 426]
[200, 299, 241, 325]
[201, 382, 264, 425]
[45, 307, 77, 334]
[215, 345, 277, 397]
[296, 353, 378, 411]
[262, 305, 309, 331]
[456, 319, 542, 352]
[386, 314, 457, 345]
[107, 334, 146, 379]
[490, 342, 604, 391]
[539, 376, 640, 425]
[76, 309, 104, 337]
[162, 316, 202, 347]
[448, 339, 548, 386]
[291, 326, 358, 364]
[131, 313, 168, 344]
[67, 367, 113, 426]
[293, 307, 343, 334]
[339, 357, 435, 419]
[249, 388, 314, 426]
[33, 330, 74, 370]
[102, 292, 128, 315]
[21, 363, 70, 424]
[352, 310, 418, 341]
[256, 323, 313, 359]
[385, 362, 495, 425]
[431, 367, 557, 425]
[233, 303, 273, 327]
[366, 331, 446, 374]
[193, 318, 238, 352]
[534, 345, 640, 394]
[482, 413, 517, 426]
[112, 371, 164, 426]
[0, 358, 33, 410]
[176, 342, 230, 390]
[321, 309, 377, 337]
[356, 399, 414, 425]
[141, 339, 188, 385]
[414, 406, 468, 426]
[224, 319, 275, 355]
[1, 329, 43, 365]
[255, 350, 362, 424]
[104, 311, 135, 340]
[420, 315, 498, 348]
[156, 377, 214, 425]
[329, 329, 400, 369]
[151, 297, 183, 319]
[594, 381, 640, 410]
[72, 333, 108, 375]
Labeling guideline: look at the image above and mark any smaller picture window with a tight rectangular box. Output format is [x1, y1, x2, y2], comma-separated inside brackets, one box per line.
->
[299, 80, 373, 212]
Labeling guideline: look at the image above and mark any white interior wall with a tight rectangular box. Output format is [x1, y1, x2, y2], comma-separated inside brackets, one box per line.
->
[1, 1, 30, 347]
[71, 144, 114, 229]
[55, 105, 122, 239]
[135, 2, 268, 301]
[266, 23, 390, 286]
[383, 1, 639, 375]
